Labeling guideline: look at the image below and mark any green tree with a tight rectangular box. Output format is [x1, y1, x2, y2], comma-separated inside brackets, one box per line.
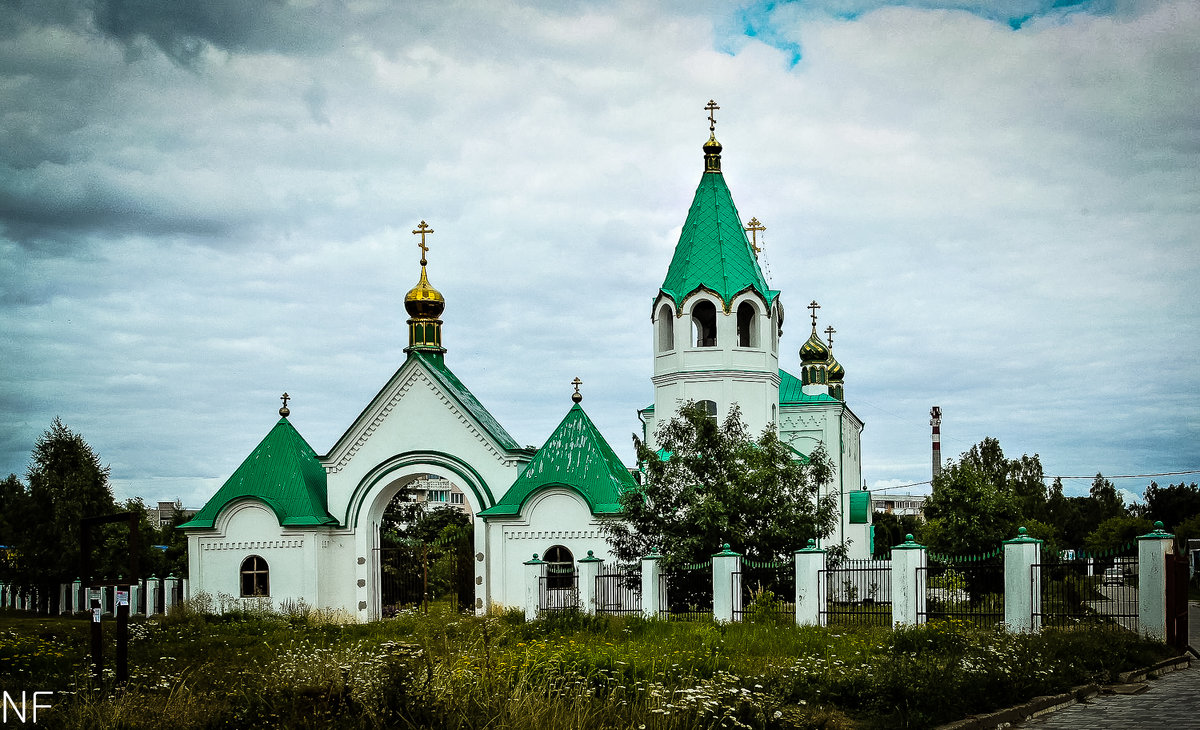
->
[1088, 474, 1126, 523]
[919, 443, 1021, 556]
[871, 510, 922, 558]
[1142, 482, 1200, 531]
[18, 419, 117, 612]
[1084, 515, 1152, 554]
[603, 401, 837, 567]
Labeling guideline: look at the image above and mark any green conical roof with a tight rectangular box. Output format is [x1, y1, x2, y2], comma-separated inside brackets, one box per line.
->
[180, 417, 337, 529]
[658, 138, 779, 311]
[479, 403, 635, 517]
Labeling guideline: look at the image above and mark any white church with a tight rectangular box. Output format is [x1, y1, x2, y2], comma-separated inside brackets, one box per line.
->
[181, 110, 871, 619]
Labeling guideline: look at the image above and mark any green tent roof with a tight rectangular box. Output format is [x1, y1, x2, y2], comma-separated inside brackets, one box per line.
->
[414, 351, 522, 451]
[480, 403, 635, 517]
[658, 149, 779, 311]
[180, 417, 337, 529]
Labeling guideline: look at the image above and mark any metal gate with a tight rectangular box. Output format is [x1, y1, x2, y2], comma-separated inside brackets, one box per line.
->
[1166, 551, 1189, 652]
[595, 571, 642, 615]
[1033, 554, 1138, 631]
[918, 558, 1004, 627]
[377, 541, 472, 616]
[819, 560, 892, 627]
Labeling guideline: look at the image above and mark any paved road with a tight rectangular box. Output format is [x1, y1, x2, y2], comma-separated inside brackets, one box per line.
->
[1017, 602, 1200, 728]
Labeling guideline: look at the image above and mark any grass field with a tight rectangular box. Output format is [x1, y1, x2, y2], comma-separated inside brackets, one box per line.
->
[0, 601, 1176, 729]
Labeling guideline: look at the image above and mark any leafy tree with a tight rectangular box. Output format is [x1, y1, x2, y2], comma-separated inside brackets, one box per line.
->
[16, 419, 117, 612]
[1084, 515, 1152, 554]
[1088, 474, 1125, 523]
[871, 511, 922, 558]
[919, 442, 1021, 556]
[1142, 482, 1200, 531]
[603, 401, 837, 567]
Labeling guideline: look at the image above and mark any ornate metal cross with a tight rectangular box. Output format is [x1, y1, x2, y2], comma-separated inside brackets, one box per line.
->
[745, 217, 765, 255]
[808, 300, 820, 330]
[412, 220, 434, 265]
[825, 325, 836, 348]
[705, 99, 720, 132]
[571, 377, 583, 403]
[280, 392, 290, 409]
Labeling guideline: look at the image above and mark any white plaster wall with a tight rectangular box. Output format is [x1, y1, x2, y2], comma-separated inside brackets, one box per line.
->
[186, 501, 326, 611]
[483, 488, 617, 610]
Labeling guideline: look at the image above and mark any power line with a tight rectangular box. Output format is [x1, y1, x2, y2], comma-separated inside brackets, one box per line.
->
[869, 469, 1200, 493]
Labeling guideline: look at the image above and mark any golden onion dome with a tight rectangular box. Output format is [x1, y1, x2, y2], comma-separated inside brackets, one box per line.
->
[799, 330, 830, 363]
[404, 265, 445, 319]
[827, 355, 845, 382]
[703, 133, 723, 156]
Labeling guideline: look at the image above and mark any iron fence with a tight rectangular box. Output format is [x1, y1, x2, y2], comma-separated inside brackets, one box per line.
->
[539, 571, 579, 612]
[1034, 554, 1138, 631]
[732, 561, 794, 623]
[918, 558, 1004, 627]
[820, 560, 892, 627]
[659, 565, 713, 621]
[595, 570, 642, 615]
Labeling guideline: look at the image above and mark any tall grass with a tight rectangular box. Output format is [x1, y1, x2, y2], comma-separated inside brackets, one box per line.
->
[0, 603, 1175, 729]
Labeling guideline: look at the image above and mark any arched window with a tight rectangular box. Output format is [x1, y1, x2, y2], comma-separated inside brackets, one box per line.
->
[657, 304, 674, 352]
[543, 545, 575, 590]
[736, 302, 756, 347]
[691, 301, 717, 347]
[700, 399, 718, 421]
[240, 555, 269, 597]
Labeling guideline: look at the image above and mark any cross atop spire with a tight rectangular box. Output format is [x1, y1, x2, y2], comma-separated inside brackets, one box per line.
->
[279, 392, 291, 418]
[571, 377, 583, 404]
[745, 217, 765, 256]
[825, 325, 836, 348]
[412, 220, 434, 266]
[705, 99, 720, 133]
[808, 300, 820, 331]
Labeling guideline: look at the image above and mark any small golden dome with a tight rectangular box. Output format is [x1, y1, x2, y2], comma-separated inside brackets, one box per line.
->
[799, 330, 829, 363]
[827, 355, 845, 382]
[404, 265, 445, 319]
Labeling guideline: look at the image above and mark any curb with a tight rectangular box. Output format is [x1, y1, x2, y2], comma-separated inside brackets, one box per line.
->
[935, 655, 1190, 730]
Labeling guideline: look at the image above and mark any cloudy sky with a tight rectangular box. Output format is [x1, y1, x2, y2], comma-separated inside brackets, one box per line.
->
[2, 0, 1197, 511]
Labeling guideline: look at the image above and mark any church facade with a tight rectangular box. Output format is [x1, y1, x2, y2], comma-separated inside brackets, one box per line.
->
[181, 110, 871, 619]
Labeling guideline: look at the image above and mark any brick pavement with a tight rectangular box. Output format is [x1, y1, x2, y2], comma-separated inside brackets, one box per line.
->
[1017, 601, 1200, 728]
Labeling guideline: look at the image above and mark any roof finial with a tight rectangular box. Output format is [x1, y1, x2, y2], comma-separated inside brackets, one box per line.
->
[745, 217, 765, 256]
[705, 99, 720, 133]
[279, 392, 291, 418]
[808, 300, 821, 332]
[825, 325, 836, 348]
[412, 220, 434, 266]
[571, 377, 583, 404]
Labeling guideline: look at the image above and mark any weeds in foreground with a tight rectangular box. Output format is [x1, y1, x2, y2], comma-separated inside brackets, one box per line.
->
[0, 604, 1175, 729]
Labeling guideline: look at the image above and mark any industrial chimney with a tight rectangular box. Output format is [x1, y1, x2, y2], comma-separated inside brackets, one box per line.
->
[930, 406, 942, 480]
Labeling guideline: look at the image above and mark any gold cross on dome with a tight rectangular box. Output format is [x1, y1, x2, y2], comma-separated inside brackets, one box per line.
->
[705, 99, 720, 132]
[808, 300, 820, 330]
[412, 220, 434, 265]
[745, 217, 765, 256]
[280, 392, 290, 409]
[571, 377, 583, 403]
[825, 325, 836, 348]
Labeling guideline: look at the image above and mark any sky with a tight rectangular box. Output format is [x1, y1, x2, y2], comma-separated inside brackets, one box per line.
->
[2, 0, 1197, 512]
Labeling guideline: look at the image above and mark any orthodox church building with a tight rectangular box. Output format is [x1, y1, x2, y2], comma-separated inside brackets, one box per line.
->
[181, 109, 870, 619]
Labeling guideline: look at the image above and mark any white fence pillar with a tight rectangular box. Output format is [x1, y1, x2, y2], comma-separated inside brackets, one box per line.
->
[146, 577, 160, 616]
[577, 551, 603, 615]
[641, 549, 663, 619]
[164, 576, 178, 613]
[1004, 527, 1042, 633]
[1138, 521, 1174, 641]
[712, 544, 742, 623]
[72, 579, 84, 614]
[794, 539, 826, 626]
[523, 554, 546, 621]
[891, 534, 926, 626]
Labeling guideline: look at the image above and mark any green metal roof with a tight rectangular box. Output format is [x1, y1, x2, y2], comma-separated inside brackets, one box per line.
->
[414, 351, 522, 451]
[180, 417, 337, 529]
[779, 368, 839, 405]
[658, 151, 779, 311]
[480, 403, 635, 517]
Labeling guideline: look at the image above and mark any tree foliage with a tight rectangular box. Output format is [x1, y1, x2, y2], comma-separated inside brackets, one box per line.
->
[871, 510, 922, 558]
[1142, 481, 1200, 531]
[603, 401, 837, 567]
[919, 439, 1023, 556]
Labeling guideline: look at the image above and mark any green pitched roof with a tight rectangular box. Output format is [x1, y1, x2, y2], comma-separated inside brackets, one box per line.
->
[414, 351, 522, 451]
[180, 417, 337, 529]
[480, 403, 635, 517]
[658, 152, 779, 311]
[779, 368, 839, 405]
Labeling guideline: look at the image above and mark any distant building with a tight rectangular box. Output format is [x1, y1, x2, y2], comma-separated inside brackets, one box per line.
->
[405, 474, 472, 515]
[147, 500, 197, 529]
[873, 493, 927, 518]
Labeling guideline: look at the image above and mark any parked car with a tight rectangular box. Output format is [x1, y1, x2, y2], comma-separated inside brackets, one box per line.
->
[1103, 566, 1124, 586]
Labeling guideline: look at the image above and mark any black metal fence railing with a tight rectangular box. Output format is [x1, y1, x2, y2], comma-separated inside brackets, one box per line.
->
[1034, 554, 1138, 631]
[595, 571, 642, 615]
[539, 572, 579, 612]
[732, 561, 794, 623]
[819, 560, 892, 627]
[918, 558, 1004, 627]
[378, 542, 472, 616]
[659, 566, 713, 621]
